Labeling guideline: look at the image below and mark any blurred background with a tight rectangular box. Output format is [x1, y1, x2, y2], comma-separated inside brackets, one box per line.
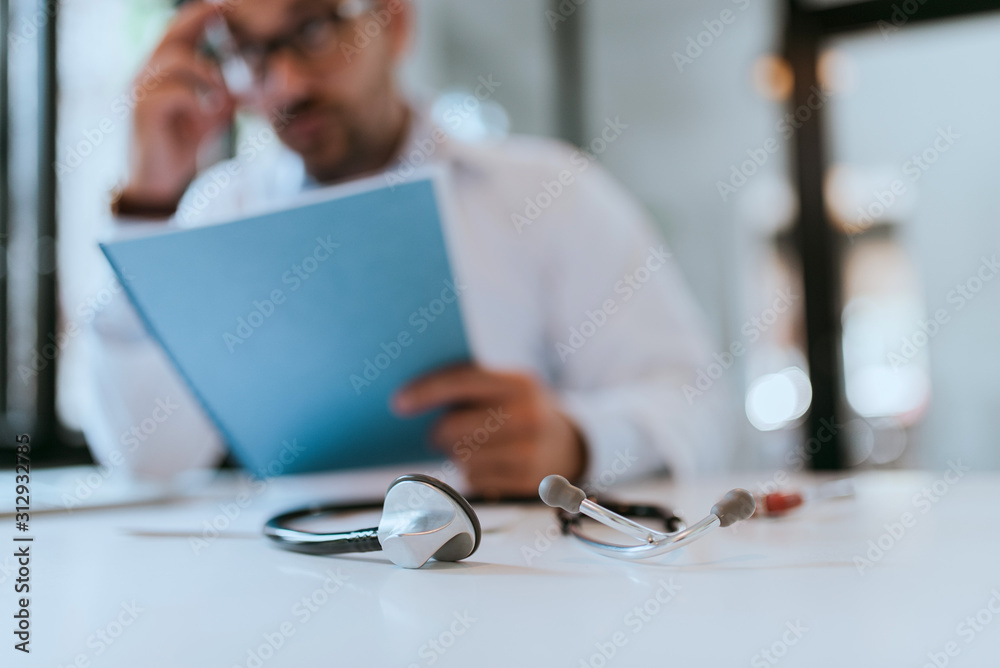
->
[2, 0, 999, 473]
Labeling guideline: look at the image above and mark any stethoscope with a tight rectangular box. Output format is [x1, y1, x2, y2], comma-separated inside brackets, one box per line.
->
[538, 475, 755, 560]
[264, 474, 482, 569]
[264, 473, 755, 568]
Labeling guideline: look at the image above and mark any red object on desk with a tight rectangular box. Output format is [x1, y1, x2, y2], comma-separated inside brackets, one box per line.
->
[755, 491, 804, 517]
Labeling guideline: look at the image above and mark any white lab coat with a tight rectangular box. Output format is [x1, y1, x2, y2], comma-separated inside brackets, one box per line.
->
[83, 112, 731, 489]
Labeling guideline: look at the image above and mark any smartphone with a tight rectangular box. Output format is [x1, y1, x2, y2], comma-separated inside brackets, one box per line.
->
[200, 14, 254, 98]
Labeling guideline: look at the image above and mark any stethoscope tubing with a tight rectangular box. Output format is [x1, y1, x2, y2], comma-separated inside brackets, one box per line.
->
[566, 514, 721, 560]
[264, 489, 689, 560]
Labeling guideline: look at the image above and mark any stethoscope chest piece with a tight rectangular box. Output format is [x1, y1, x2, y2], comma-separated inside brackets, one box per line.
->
[265, 474, 481, 569]
[377, 474, 482, 568]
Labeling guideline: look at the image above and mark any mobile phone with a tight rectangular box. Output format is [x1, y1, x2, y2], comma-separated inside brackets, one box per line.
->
[200, 15, 253, 97]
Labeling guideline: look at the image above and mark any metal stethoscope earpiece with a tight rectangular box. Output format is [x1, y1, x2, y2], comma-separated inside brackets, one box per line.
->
[264, 474, 482, 569]
[538, 475, 756, 560]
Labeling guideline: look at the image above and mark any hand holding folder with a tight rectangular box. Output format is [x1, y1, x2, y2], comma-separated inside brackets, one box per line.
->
[101, 175, 470, 476]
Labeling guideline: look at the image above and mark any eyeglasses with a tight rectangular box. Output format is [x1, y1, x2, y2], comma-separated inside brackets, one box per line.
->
[220, 0, 375, 83]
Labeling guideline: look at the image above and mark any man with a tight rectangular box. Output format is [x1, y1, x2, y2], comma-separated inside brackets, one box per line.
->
[86, 0, 728, 496]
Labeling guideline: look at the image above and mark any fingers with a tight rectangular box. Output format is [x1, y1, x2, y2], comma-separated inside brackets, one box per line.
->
[427, 405, 538, 495]
[119, 3, 238, 211]
[429, 406, 519, 448]
[158, 1, 226, 51]
[133, 75, 231, 147]
[397, 366, 583, 497]
[153, 47, 228, 93]
[144, 2, 236, 115]
[394, 366, 530, 415]
[133, 43, 235, 146]
[151, 69, 233, 125]
[454, 413, 586, 497]
[463, 453, 539, 497]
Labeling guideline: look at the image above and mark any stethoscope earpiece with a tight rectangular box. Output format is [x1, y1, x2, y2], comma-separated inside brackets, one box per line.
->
[539, 475, 755, 560]
[264, 474, 481, 569]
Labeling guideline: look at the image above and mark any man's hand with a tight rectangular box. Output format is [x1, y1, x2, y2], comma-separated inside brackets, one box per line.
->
[392, 365, 587, 497]
[120, 2, 236, 210]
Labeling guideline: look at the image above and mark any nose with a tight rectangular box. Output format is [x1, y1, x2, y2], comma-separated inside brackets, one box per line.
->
[261, 48, 312, 106]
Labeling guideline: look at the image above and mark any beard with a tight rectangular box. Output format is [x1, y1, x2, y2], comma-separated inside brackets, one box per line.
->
[274, 95, 407, 185]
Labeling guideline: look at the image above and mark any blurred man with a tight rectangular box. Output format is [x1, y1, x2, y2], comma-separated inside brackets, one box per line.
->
[87, 0, 727, 496]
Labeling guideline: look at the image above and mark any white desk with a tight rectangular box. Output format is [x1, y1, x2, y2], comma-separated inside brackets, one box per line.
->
[6, 466, 999, 667]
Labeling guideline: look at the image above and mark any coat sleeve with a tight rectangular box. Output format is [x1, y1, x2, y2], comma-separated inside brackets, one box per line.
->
[81, 152, 295, 479]
[537, 157, 734, 488]
[81, 220, 227, 480]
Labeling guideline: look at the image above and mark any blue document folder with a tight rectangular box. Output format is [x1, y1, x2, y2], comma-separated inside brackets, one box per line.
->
[100, 176, 470, 476]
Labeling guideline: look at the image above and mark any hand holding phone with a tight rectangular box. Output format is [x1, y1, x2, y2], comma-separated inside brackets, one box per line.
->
[118, 2, 238, 213]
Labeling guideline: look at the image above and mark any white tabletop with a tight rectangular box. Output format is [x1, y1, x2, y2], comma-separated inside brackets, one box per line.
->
[6, 465, 998, 667]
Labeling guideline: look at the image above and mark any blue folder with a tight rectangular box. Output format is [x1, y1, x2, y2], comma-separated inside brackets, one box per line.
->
[100, 176, 471, 476]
